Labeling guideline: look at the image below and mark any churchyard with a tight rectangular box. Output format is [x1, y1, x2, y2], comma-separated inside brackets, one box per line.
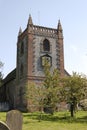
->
[0, 110, 87, 130]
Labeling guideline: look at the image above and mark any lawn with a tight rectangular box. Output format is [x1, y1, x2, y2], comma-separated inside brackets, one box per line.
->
[0, 111, 87, 130]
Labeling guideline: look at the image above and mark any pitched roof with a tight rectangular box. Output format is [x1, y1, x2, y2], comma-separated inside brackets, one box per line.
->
[64, 69, 70, 76]
[3, 68, 16, 85]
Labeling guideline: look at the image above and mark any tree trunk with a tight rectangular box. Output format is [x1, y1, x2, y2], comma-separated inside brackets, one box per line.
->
[70, 103, 74, 117]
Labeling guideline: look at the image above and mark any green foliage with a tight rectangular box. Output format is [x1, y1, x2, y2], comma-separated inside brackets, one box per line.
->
[25, 82, 47, 112]
[25, 59, 61, 114]
[43, 59, 61, 113]
[25, 58, 87, 117]
[61, 72, 87, 117]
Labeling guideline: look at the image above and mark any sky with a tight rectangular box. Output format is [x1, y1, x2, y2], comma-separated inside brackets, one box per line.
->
[0, 0, 87, 77]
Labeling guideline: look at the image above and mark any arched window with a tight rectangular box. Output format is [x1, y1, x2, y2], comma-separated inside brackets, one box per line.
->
[43, 39, 50, 52]
[20, 41, 24, 55]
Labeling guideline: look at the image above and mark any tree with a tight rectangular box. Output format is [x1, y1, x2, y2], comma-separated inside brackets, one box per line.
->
[25, 59, 61, 114]
[43, 60, 61, 114]
[61, 72, 87, 117]
[0, 61, 3, 87]
[25, 82, 47, 112]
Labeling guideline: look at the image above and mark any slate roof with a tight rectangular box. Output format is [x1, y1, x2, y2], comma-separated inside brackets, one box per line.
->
[3, 68, 16, 85]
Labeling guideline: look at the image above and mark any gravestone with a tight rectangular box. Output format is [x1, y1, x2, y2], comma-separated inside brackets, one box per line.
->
[6, 110, 23, 130]
[0, 121, 10, 130]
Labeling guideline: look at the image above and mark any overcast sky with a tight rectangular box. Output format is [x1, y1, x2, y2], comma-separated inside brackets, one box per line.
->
[0, 0, 87, 77]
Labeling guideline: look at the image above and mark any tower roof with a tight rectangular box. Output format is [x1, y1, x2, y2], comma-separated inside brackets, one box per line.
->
[18, 27, 22, 36]
[27, 14, 33, 26]
[57, 20, 62, 31]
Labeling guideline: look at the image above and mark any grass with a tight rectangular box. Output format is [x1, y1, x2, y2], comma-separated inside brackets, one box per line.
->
[0, 112, 6, 122]
[0, 111, 87, 130]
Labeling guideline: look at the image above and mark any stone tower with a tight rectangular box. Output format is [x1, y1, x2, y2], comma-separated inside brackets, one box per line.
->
[16, 15, 65, 110]
[16, 15, 64, 82]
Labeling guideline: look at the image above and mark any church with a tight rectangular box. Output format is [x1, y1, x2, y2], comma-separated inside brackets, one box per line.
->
[0, 15, 69, 111]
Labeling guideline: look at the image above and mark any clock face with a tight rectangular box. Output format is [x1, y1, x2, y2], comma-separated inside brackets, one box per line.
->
[41, 55, 52, 67]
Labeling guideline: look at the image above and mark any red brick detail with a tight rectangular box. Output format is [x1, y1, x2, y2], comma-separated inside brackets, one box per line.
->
[27, 33, 33, 76]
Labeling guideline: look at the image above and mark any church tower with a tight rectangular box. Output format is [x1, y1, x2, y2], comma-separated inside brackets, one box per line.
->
[16, 15, 64, 83]
[16, 15, 65, 110]
[1, 15, 69, 112]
